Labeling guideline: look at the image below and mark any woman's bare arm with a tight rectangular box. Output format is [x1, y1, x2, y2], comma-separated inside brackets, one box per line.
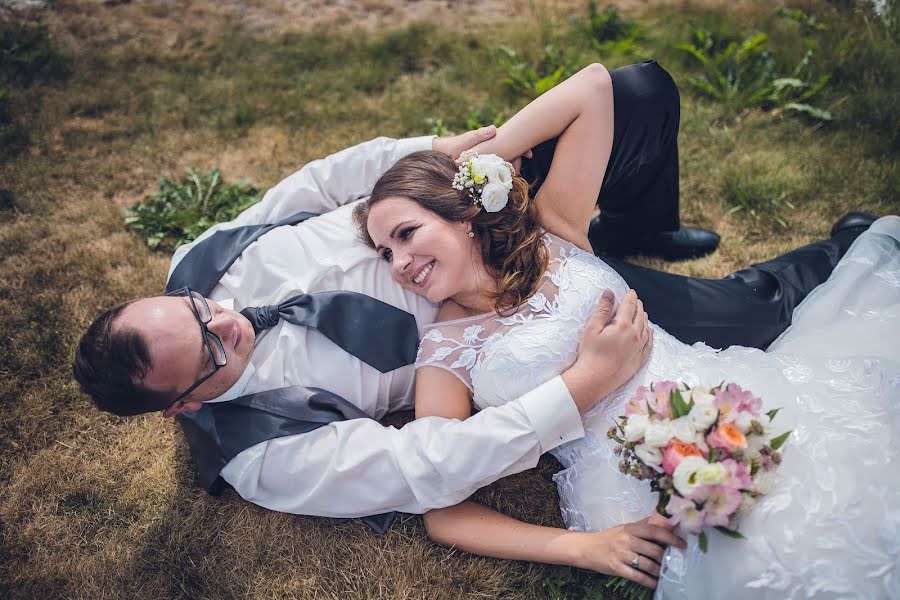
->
[414, 305, 679, 588]
[469, 63, 614, 251]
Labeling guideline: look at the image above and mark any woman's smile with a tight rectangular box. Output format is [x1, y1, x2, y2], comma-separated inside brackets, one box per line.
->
[412, 261, 435, 286]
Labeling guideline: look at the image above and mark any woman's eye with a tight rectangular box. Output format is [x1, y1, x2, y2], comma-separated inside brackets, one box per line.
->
[399, 227, 415, 241]
[381, 248, 393, 262]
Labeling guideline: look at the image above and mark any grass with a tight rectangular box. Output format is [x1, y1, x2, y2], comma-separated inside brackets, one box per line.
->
[0, 1, 897, 599]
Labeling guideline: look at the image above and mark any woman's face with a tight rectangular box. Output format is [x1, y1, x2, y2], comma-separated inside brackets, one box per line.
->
[366, 196, 477, 304]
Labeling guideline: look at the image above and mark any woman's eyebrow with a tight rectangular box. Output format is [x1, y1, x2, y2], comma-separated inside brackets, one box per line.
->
[375, 220, 411, 252]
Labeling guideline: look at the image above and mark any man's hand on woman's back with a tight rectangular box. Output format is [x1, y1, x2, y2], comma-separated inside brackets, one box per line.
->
[562, 288, 653, 414]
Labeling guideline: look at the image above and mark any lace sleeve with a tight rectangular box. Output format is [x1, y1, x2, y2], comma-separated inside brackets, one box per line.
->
[415, 323, 488, 392]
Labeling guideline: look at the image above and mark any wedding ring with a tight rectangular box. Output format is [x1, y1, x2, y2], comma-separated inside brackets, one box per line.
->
[631, 555, 640, 569]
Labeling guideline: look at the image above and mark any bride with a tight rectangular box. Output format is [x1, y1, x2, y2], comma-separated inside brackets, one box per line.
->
[354, 63, 900, 598]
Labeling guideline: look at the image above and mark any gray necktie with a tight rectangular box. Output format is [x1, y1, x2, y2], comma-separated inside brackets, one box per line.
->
[168, 210, 419, 372]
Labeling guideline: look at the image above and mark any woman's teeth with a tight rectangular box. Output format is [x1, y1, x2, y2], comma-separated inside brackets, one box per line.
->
[413, 261, 434, 285]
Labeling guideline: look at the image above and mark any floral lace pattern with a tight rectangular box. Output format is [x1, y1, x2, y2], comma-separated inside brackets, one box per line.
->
[417, 220, 900, 599]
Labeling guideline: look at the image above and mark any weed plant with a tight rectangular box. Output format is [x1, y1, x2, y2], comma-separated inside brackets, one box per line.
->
[497, 44, 583, 98]
[572, 1, 645, 55]
[125, 168, 263, 252]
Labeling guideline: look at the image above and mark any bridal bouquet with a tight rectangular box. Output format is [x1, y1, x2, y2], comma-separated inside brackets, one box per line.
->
[607, 381, 791, 552]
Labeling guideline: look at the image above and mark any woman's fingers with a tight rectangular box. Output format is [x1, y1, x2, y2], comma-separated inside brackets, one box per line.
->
[633, 522, 687, 549]
[616, 556, 658, 589]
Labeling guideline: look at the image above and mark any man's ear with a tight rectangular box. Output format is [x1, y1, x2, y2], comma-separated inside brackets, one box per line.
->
[163, 399, 202, 418]
[162, 402, 183, 419]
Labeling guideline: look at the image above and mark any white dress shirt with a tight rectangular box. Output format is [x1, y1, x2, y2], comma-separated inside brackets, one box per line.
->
[169, 136, 585, 518]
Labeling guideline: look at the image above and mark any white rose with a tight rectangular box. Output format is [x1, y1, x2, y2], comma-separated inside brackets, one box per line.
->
[634, 443, 663, 469]
[672, 456, 708, 497]
[486, 162, 513, 186]
[696, 462, 727, 486]
[754, 471, 777, 495]
[623, 414, 649, 442]
[738, 493, 757, 515]
[691, 390, 716, 405]
[688, 402, 719, 431]
[479, 182, 510, 212]
[470, 154, 503, 181]
[644, 421, 675, 448]
[671, 416, 697, 443]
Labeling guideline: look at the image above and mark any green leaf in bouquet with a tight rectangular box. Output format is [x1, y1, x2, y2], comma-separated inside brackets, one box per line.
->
[766, 408, 781, 421]
[714, 525, 746, 539]
[699, 530, 709, 553]
[770, 430, 792, 450]
[670, 388, 694, 418]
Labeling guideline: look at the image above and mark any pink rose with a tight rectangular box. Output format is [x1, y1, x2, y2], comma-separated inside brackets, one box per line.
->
[707, 422, 748, 451]
[662, 440, 704, 476]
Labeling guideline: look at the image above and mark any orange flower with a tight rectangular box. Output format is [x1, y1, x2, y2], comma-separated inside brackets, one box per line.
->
[662, 440, 704, 475]
[707, 422, 747, 451]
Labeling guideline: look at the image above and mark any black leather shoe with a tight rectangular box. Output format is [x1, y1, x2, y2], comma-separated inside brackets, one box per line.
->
[589, 221, 721, 261]
[831, 211, 877, 237]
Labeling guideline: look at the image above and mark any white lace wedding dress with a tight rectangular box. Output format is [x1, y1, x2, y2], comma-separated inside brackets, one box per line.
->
[416, 217, 900, 599]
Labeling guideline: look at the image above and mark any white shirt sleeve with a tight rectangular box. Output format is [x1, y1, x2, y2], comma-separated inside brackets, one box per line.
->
[220, 376, 584, 517]
[169, 135, 434, 274]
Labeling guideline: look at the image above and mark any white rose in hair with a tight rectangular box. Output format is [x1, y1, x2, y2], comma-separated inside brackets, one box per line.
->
[470, 154, 502, 181]
[480, 182, 510, 212]
[487, 162, 513, 187]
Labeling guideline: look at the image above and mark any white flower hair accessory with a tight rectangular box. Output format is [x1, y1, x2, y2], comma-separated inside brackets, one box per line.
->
[452, 151, 516, 213]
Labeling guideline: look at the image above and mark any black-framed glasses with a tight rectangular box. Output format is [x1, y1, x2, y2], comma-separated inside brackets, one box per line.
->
[163, 287, 228, 409]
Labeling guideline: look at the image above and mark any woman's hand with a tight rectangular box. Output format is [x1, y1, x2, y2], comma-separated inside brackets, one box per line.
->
[569, 516, 687, 589]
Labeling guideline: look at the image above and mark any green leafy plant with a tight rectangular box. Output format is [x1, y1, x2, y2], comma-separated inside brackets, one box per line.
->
[424, 117, 452, 137]
[572, 1, 644, 55]
[466, 104, 509, 130]
[675, 26, 832, 120]
[775, 6, 828, 37]
[124, 168, 263, 252]
[497, 44, 581, 98]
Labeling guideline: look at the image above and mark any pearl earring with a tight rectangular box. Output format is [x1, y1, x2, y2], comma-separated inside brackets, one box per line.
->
[467, 231, 474, 238]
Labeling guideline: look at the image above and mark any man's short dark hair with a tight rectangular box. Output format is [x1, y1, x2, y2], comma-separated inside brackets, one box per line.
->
[73, 300, 172, 416]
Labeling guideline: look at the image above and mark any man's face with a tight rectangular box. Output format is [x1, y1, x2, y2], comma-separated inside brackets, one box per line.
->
[116, 295, 256, 416]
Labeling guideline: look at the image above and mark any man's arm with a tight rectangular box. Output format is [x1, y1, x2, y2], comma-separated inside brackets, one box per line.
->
[222, 289, 651, 517]
[220, 375, 581, 517]
[170, 128, 497, 273]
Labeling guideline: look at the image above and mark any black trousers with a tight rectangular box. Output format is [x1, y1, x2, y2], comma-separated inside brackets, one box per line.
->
[520, 60, 854, 350]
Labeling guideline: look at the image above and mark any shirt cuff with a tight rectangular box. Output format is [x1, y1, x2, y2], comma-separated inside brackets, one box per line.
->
[516, 375, 585, 452]
[395, 135, 436, 159]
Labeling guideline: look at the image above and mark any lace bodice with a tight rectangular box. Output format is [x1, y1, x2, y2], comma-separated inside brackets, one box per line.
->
[416, 233, 631, 408]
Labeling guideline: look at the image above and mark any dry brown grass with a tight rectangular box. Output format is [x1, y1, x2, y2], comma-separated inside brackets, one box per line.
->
[1, 0, 897, 598]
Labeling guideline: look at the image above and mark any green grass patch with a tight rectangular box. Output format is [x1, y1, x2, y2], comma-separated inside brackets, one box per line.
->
[125, 168, 263, 252]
